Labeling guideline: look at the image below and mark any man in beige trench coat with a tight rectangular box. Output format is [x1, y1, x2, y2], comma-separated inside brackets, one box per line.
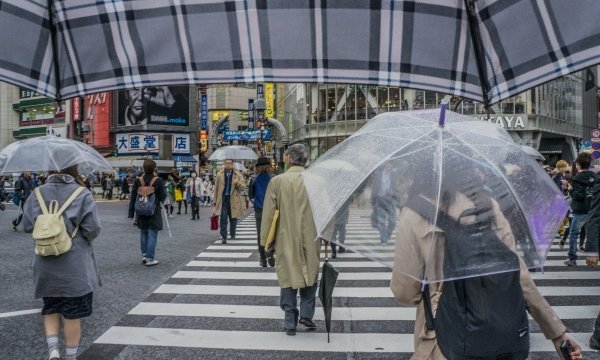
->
[261, 144, 321, 336]
[214, 159, 246, 244]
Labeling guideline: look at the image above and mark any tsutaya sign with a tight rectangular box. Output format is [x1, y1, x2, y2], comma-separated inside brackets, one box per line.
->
[473, 115, 528, 130]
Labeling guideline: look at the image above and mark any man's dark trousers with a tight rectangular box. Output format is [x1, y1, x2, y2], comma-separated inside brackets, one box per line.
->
[255, 208, 266, 263]
[280, 284, 318, 330]
[220, 195, 237, 239]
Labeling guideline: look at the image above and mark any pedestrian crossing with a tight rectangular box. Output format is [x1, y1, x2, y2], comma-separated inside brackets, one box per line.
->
[85, 213, 600, 359]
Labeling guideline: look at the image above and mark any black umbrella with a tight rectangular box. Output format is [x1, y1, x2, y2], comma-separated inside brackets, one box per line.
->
[1, 1, 599, 104]
[318, 242, 339, 343]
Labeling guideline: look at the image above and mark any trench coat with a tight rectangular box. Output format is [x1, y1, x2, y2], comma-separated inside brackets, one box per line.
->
[390, 192, 567, 359]
[22, 175, 102, 298]
[260, 166, 321, 289]
[214, 169, 246, 219]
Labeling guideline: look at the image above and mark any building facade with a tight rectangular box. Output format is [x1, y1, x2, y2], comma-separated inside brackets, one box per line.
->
[0, 82, 19, 149]
[282, 68, 599, 165]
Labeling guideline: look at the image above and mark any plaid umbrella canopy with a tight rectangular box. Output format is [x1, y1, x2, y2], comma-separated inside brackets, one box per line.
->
[0, 0, 599, 103]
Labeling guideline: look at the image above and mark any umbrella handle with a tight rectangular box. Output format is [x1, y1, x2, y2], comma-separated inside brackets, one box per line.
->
[438, 101, 447, 127]
[324, 240, 329, 261]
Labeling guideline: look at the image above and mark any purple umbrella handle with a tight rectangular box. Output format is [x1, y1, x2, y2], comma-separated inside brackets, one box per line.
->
[439, 102, 447, 127]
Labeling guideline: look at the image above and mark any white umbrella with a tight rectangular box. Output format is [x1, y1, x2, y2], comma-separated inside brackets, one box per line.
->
[209, 146, 258, 161]
[0, 136, 113, 175]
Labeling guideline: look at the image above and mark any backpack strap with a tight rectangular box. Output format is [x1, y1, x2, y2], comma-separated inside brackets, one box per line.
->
[139, 176, 146, 187]
[56, 187, 86, 217]
[34, 188, 49, 215]
[148, 176, 159, 187]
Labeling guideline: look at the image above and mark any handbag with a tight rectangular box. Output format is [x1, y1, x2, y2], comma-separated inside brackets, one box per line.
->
[175, 188, 183, 202]
[210, 214, 219, 231]
[264, 209, 280, 251]
[185, 190, 192, 204]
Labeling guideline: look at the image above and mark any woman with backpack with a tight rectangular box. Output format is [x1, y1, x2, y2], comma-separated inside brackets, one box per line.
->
[128, 159, 166, 267]
[389, 163, 582, 360]
[21, 165, 101, 360]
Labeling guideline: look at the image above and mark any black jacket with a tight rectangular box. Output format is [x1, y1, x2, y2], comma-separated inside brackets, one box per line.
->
[585, 182, 600, 255]
[128, 173, 166, 230]
[570, 170, 598, 214]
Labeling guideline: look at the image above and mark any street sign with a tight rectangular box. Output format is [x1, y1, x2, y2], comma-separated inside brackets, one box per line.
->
[593, 137, 600, 143]
[592, 129, 600, 138]
[257, 84, 264, 99]
[584, 140, 592, 148]
[593, 151, 600, 160]
[248, 99, 254, 130]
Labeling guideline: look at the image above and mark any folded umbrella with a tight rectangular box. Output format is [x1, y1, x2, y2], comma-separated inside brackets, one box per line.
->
[318, 243, 339, 343]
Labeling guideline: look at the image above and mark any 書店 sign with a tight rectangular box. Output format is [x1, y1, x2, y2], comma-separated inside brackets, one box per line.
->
[473, 115, 527, 130]
[172, 134, 191, 154]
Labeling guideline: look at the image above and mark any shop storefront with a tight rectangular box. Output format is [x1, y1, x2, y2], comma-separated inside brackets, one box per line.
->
[12, 88, 66, 139]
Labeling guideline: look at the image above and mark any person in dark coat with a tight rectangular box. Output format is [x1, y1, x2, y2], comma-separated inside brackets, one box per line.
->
[128, 160, 166, 267]
[565, 153, 598, 267]
[12, 172, 34, 231]
[370, 163, 397, 245]
[249, 157, 273, 267]
[586, 175, 600, 350]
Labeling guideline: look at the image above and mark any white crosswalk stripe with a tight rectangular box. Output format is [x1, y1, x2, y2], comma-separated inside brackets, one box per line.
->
[93, 213, 600, 357]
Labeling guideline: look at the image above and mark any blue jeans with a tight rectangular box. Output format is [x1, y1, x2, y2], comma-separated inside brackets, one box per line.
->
[140, 229, 159, 261]
[568, 213, 587, 261]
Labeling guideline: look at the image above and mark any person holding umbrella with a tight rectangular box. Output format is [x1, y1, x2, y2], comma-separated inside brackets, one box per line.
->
[22, 165, 101, 360]
[260, 144, 321, 336]
[390, 160, 582, 359]
[214, 159, 246, 244]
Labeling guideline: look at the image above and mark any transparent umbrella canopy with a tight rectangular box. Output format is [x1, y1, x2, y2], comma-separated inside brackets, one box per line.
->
[303, 107, 568, 284]
[0, 136, 114, 176]
[208, 146, 258, 161]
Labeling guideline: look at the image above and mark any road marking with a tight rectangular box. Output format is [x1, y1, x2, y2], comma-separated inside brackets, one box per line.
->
[129, 302, 414, 321]
[129, 302, 600, 321]
[537, 286, 600, 296]
[187, 260, 387, 268]
[172, 271, 392, 281]
[0, 308, 41, 318]
[154, 284, 394, 298]
[530, 271, 600, 280]
[196, 253, 252, 258]
[94, 326, 592, 353]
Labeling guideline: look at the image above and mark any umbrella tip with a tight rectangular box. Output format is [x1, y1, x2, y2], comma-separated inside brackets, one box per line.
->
[438, 101, 447, 127]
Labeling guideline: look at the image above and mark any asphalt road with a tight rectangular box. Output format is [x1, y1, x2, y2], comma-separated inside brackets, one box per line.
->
[0, 200, 220, 360]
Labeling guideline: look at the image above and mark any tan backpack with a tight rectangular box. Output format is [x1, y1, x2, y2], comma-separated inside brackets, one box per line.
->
[32, 187, 86, 256]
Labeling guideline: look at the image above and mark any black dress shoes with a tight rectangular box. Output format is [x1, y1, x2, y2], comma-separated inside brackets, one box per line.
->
[299, 318, 317, 330]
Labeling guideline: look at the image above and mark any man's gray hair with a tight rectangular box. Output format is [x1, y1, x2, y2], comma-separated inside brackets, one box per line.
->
[286, 144, 308, 167]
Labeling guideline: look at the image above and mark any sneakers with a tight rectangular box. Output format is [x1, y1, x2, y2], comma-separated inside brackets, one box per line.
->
[564, 260, 577, 267]
[49, 349, 61, 360]
[146, 260, 159, 267]
[283, 328, 296, 336]
[142, 257, 147, 265]
[579, 246, 585, 252]
[559, 240, 565, 249]
[221, 237, 227, 244]
[11, 224, 17, 232]
[299, 318, 317, 330]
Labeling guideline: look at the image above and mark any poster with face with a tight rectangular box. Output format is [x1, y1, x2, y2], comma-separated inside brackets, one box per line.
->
[118, 86, 190, 127]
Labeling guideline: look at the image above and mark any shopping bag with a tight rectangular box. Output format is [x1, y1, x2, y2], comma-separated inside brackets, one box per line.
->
[210, 214, 219, 231]
[175, 189, 183, 202]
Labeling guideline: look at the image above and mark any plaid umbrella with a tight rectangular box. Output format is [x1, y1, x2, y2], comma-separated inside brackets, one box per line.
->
[1, 0, 599, 104]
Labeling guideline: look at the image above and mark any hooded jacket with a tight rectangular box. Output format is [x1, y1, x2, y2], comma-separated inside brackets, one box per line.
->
[570, 170, 599, 214]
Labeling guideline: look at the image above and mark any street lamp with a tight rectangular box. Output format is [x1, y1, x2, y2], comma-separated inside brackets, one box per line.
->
[254, 98, 266, 155]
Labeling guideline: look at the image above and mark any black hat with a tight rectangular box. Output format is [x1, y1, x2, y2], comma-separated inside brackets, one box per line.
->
[256, 157, 271, 166]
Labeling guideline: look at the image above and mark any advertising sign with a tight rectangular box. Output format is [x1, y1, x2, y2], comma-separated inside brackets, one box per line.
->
[248, 99, 254, 130]
[265, 83, 275, 118]
[117, 86, 190, 127]
[116, 133, 160, 154]
[72, 97, 81, 121]
[212, 111, 229, 121]
[223, 129, 272, 141]
[473, 115, 527, 129]
[54, 102, 66, 119]
[200, 94, 208, 130]
[257, 84, 264, 99]
[172, 134, 191, 154]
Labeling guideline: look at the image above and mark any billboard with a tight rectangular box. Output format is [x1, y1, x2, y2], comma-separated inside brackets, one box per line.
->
[117, 86, 190, 127]
[223, 129, 272, 141]
[116, 133, 192, 155]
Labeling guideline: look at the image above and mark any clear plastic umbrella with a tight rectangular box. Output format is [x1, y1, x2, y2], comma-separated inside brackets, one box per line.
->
[208, 146, 258, 161]
[0, 136, 113, 176]
[303, 106, 568, 284]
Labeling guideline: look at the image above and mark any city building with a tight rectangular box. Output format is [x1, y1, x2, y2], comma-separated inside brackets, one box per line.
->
[282, 68, 600, 165]
[0, 82, 19, 149]
[11, 87, 68, 141]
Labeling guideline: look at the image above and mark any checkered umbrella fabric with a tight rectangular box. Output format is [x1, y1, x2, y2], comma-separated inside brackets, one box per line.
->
[1, 0, 599, 104]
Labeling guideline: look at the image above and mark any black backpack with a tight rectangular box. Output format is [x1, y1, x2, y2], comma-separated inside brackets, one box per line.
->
[406, 194, 529, 360]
